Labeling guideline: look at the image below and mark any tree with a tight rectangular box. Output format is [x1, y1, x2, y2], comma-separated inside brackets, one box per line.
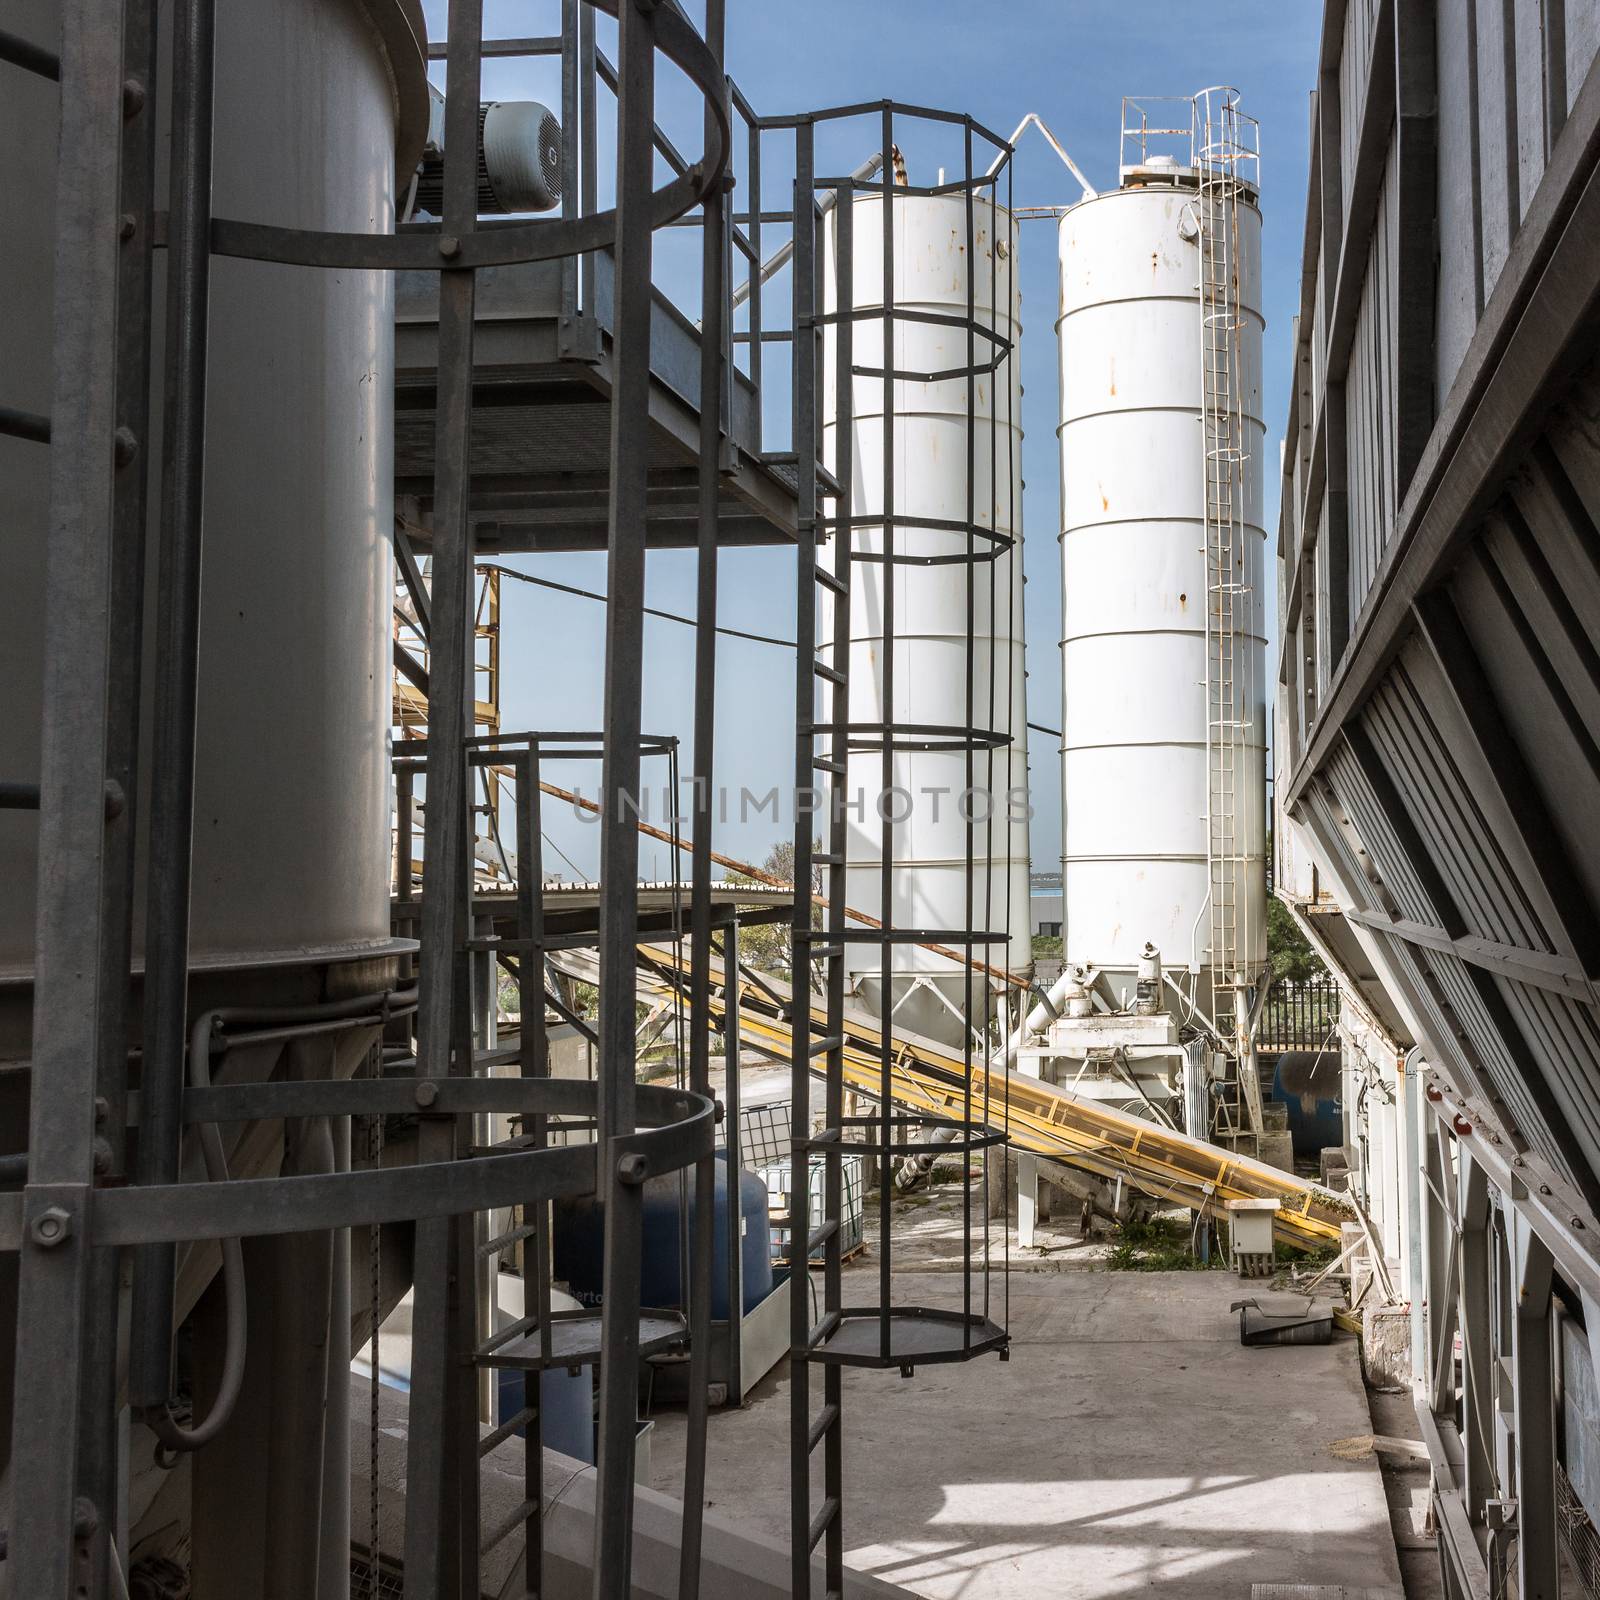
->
[1267, 895, 1325, 985]
[726, 838, 821, 985]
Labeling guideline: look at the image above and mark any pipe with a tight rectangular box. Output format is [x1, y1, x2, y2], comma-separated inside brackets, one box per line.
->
[263, 1042, 335, 1600]
[144, 985, 413, 1452]
[988, 112, 1097, 199]
[147, 1009, 248, 1453]
[131, 0, 217, 1414]
[726, 150, 885, 314]
[319, 1112, 353, 1600]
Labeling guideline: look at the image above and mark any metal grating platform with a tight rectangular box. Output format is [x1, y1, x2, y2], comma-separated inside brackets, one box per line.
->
[811, 1306, 1008, 1371]
[476, 1311, 686, 1372]
[394, 257, 798, 553]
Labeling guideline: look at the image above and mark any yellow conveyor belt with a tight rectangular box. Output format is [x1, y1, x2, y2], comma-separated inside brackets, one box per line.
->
[635, 945, 1352, 1253]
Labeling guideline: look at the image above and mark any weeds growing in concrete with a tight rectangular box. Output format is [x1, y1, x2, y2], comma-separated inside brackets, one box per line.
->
[1105, 1216, 1219, 1272]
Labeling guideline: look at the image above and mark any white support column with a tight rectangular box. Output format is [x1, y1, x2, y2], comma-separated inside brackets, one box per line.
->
[1016, 1152, 1040, 1251]
[1508, 1209, 1559, 1600]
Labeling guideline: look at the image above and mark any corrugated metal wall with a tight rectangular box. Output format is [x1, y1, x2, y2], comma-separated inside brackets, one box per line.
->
[1340, 0, 1383, 220]
[1276, 0, 1600, 1210]
[1344, 135, 1398, 621]
[1431, 0, 1600, 404]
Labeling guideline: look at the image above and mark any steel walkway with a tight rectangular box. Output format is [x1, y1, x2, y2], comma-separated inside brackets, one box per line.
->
[633, 946, 1352, 1252]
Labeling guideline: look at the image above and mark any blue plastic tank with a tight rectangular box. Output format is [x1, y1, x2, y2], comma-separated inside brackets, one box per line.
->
[491, 1283, 593, 1461]
[1271, 1050, 1344, 1160]
[554, 1150, 773, 1320]
[494, 1364, 594, 1463]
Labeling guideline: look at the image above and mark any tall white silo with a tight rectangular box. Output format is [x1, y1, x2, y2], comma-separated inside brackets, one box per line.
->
[1057, 117, 1267, 1011]
[821, 191, 1030, 1046]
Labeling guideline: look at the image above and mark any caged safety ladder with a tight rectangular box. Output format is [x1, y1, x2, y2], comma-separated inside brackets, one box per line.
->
[1193, 88, 1261, 1119]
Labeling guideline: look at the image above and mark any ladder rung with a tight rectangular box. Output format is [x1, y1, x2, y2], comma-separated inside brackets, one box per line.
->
[807, 1310, 841, 1349]
[809, 944, 843, 961]
[475, 1311, 539, 1357]
[478, 1221, 540, 1257]
[813, 661, 846, 686]
[814, 566, 847, 595]
[807, 1402, 840, 1452]
[808, 1220, 839, 1251]
[808, 1035, 843, 1056]
[479, 1406, 537, 1457]
[812, 756, 845, 776]
[808, 1496, 840, 1552]
[813, 851, 844, 867]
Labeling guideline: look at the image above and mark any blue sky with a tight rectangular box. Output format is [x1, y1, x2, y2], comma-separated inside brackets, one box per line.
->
[429, 2, 1322, 880]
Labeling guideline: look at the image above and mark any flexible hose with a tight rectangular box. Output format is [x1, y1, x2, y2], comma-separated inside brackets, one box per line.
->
[147, 984, 416, 1455]
[148, 1010, 247, 1453]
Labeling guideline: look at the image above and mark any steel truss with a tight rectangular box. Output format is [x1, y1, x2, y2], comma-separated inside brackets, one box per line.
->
[1, 1, 730, 1595]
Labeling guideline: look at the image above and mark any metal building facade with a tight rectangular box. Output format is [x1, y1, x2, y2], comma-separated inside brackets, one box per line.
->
[1275, 2, 1600, 1596]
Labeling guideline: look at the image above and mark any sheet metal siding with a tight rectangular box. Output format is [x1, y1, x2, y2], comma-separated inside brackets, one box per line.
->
[1358, 654, 1596, 1186]
[1514, 0, 1549, 220]
[1424, 945, 1579, 1181]
[1475, 0, 1519, 300]
[1323, 739, 1434, 930]
[1325, 736, 1580, 1186]
[1435, 0, 1483, 399]
[1449, 394, 1600, 925]
[1431, 0, 1600, 411]
[1501, 979, 1600, 1186]
[1340, 0, 1382, 223]
[1573, 0, 1600, 109]
[1301, 780, 1470, 1069]
[1365, 657, 1551, 955]
[1279, 0, 1600, 1204]
[1345, 135, 1400, 623]
[1314, 500, 1335, 694]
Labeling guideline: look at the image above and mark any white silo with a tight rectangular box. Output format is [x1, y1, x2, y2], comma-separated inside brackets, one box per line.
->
[1057, 95, 1267, 1018]
[821, 190, 1030, 1046]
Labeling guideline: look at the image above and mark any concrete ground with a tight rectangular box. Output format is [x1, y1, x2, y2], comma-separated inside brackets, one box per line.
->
[1367, 1388, 1444, 1600]
[650, 1263, 1404, 1600]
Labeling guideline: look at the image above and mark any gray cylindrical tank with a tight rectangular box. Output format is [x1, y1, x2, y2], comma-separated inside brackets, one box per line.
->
[0, 0, 428, 1051]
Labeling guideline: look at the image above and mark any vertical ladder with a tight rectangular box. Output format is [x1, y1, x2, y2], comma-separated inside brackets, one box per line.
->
[1194, 89, 1261, 1134]
[789, 126, 848, 1600]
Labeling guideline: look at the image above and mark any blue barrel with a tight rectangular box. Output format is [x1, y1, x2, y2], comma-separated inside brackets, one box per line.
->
[1271, 1050, 1344, 1160]
[554, 1150, 773, 1320]
[494, 1365, 594, 1463]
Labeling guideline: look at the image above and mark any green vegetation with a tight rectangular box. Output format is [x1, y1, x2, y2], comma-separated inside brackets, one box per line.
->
[1104, 1216, 1220, 1273]
[1031, 933, 1063, 960]
[727, 838, 820, 984]
[1267, 895, 1326, 984]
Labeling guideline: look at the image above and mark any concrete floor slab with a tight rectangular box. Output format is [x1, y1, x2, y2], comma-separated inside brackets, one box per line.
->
[651, 1266, 1404, 1600]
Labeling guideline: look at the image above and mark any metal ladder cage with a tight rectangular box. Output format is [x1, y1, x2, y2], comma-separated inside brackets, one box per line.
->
[0, 3, 728, 1598]
[1191, 87, 1262, 1054]
[394, 727, 712, 1593]
[391, 732, 695, 1338]
[392, 554, 512, 891]
[750, 99, 1019, 1600]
